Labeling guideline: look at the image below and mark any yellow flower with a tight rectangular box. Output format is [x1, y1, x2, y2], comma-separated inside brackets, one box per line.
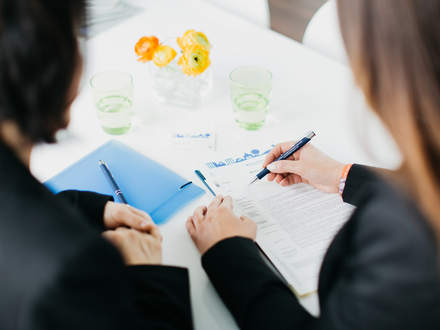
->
[152, 45, 177, 67]
[135, 36, 159, 62]
[178, 45, 211, 76]
[177, 30, 211, 52]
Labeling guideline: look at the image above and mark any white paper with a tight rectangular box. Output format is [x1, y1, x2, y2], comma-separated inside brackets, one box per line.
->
[203, 157, 355, 295]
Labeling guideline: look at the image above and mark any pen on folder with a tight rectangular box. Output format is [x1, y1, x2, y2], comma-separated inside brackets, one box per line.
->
[248, 131, 316, 186]
[98, 160, 129, 204]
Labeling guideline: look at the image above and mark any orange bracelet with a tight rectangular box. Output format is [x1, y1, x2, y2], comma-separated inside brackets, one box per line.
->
[339, 164, 353, 196]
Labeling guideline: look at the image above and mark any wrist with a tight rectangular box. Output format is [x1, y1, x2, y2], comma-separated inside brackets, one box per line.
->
[125, 254, 162, 265]
[338, 164, 353, 196]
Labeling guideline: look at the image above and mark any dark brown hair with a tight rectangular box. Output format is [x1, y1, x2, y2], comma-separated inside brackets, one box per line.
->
[337, 0, 440, 237]
[0, 0, 85, 143]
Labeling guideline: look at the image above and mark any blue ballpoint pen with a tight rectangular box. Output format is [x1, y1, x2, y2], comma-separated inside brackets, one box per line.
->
[248, 131, 316, 186]
[98, 160, 129, 204]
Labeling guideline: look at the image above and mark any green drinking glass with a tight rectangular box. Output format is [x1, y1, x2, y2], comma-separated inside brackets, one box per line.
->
[90, 71, 134, 135]
[230, 66, 272, 130]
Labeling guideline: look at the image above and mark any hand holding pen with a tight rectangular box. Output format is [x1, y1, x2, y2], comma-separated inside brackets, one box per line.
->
[249, 131, 315, 185]
[260, 136, 346, 193]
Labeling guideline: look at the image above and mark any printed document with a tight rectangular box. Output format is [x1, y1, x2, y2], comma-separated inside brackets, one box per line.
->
[200, 157, 355, 295]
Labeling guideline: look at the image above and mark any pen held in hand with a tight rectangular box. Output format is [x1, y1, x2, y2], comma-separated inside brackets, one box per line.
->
[248, 131, 316, 186]
[99, 160, 129, 204]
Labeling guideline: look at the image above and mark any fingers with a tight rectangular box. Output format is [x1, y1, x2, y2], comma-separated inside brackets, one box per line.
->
[262, 144, 283, 168]
[128, 206, 154, 224]
[270, 171, 302, 187]
[206, 194, 223, 218]
[102, 230, 116, 243]
[104, 202, 154, 231]
[193, 205, 207, 218]
[193, 205, 207, 228]
[275, 173, 285, 184]
[148, 224, 162, 241]
[267, 172, 276, 182]
[280, 174, 302, 187]
[208, 194, 223, 209]
[102, 227, 128, 246]
[267, 159, 302, 176]
[240, 215, 255, 228]
[219, 195, 233, 210]
[103, 227, 162, 265]
[262, 141, 296, 168]
[103, 226, 161, 245]
[126, 207, 154, 231]
[186, 216, 196, 237]
[239, 215, 258, 240]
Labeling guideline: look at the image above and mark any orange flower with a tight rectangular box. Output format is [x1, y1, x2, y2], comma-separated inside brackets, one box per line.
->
[152, 45, 177, 67]
[177, 30, 211, 52]
[178, 45, 211, 76]
[135, 36, 159, 62]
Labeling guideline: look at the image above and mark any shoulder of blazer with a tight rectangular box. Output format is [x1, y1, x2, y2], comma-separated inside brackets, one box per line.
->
[0, 144, 124, 329]
[0, 142, 98, 233]
[0, 142, 106, 282]
[318, 171, 439, 311]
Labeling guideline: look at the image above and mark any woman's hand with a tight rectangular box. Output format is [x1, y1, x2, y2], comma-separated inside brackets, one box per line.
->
[103, 202, 154, 231]
[102, 226, 162, 265]
[186, 195, 257, 255]
[263, 142, 345, 193]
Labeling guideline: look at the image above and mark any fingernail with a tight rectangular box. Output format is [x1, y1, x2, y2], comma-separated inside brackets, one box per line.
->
[140, 222, 147, 228]
[267, 163, 276, 171]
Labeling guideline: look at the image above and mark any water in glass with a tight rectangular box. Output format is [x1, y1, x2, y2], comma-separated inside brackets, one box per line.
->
[96, 95, 133, 135]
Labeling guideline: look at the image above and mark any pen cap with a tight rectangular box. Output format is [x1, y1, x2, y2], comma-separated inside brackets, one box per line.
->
[303, 131, 316, 139]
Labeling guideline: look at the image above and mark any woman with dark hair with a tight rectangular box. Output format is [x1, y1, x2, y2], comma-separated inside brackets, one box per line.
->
[0, 1, 192, 329]
[187, 0, 440, 329]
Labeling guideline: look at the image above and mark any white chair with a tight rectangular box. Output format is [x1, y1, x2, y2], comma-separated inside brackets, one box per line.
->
[302, 0, 348, 65]
[203, 0, 270, 28]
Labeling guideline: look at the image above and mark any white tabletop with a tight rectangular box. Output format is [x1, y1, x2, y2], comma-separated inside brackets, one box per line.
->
[30, 0, 402, 329]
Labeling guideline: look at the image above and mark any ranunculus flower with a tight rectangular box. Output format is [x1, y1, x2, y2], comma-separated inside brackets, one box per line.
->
[178, 45, 211, 76]
[135, 36, 160, 62]
[177, 30, 211, 52]
[152, 45, 177, 67]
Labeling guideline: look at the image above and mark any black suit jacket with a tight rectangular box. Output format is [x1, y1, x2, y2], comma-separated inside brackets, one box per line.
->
[202, 165, 440, 329]
[0, 142, 193, 329]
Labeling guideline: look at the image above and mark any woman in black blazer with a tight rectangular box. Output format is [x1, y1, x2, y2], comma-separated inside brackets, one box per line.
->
[186, 1, 440, 329]
[0, 0, 192, 329]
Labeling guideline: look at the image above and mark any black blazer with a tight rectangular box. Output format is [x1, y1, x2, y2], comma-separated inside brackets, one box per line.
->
[202, 165, 440, 329]
[0, 142, 193, 329]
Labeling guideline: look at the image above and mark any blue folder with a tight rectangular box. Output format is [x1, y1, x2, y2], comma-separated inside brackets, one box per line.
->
[44, 140, 205, 225]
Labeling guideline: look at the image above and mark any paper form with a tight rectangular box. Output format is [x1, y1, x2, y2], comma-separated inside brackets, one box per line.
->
[202, 158, 355, 295]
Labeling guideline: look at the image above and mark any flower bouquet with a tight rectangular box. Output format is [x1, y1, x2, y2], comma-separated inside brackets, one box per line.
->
[135, 30, 213, 108]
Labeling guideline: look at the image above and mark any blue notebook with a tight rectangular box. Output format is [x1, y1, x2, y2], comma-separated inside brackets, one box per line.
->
[45, 140, 205, 225]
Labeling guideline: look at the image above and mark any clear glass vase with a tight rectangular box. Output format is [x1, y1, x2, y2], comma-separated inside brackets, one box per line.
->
[149, 59, 213, 108]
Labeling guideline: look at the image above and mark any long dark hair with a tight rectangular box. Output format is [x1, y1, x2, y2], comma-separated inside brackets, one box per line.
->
[337, 0, 440, 238]
[0, 0, 85, 143]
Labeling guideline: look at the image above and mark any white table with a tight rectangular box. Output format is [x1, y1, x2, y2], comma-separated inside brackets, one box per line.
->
[30, 0, 402, 329]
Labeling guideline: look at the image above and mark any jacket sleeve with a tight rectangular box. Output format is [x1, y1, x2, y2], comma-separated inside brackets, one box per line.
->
[56, 190, 113, 231]
[202, 237, 314, 330]
[202, 192, 440, 330]
[32, 235, 193, 330]
[128, 265, 194, 329]
[342, 164, 384, 206]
